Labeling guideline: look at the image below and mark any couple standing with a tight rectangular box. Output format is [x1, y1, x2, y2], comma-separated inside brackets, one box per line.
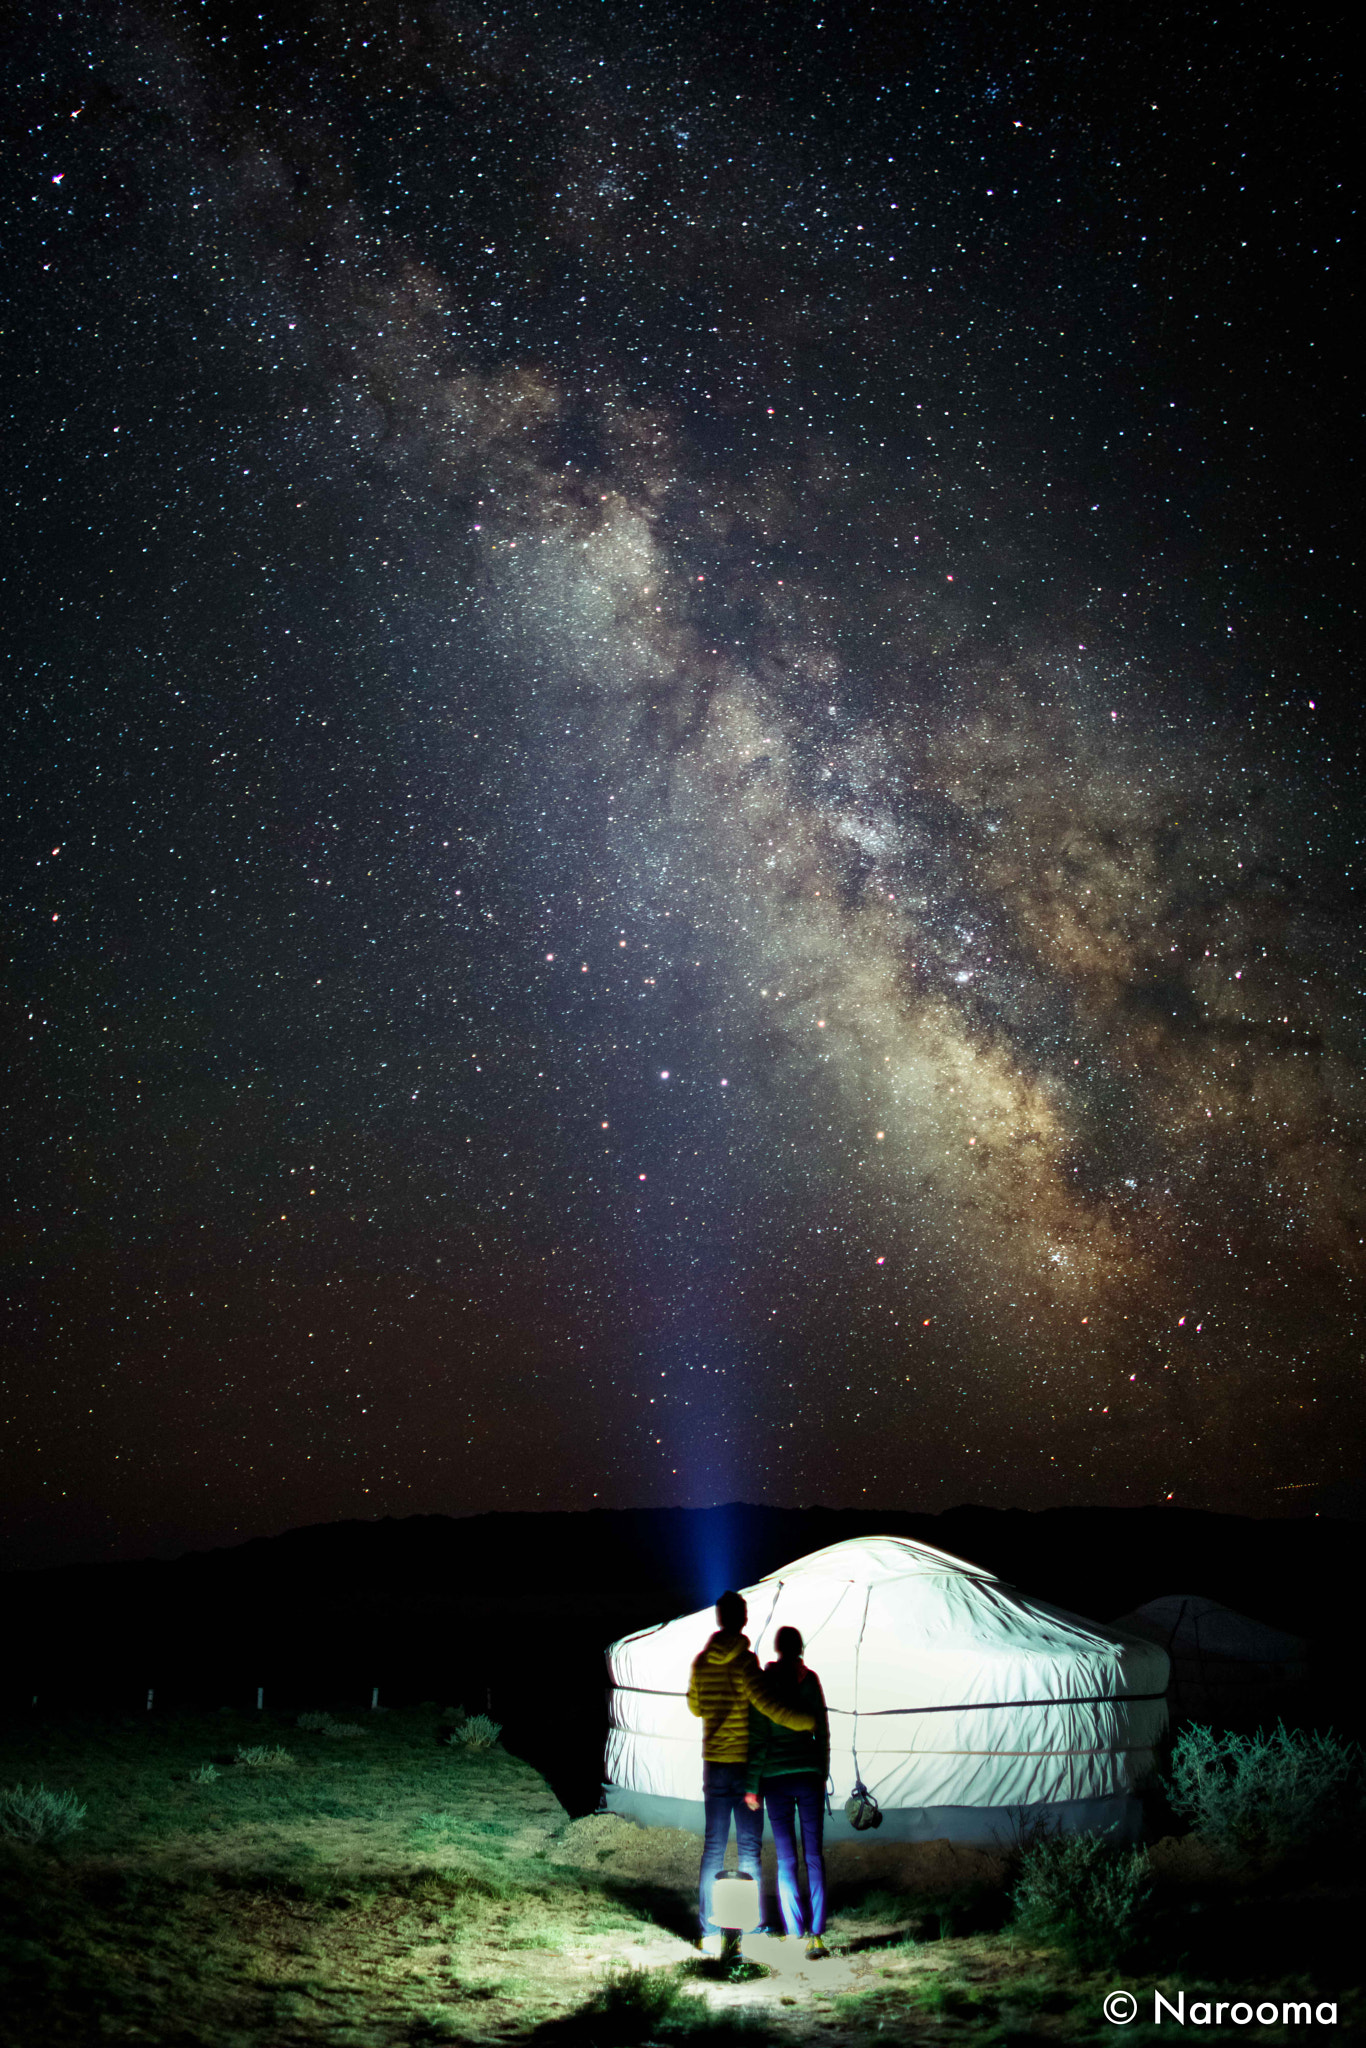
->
[686, 1588, 829, 1959]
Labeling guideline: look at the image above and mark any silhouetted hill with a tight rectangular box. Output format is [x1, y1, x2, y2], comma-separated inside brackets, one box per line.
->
[7, 1503, 1360, 1814]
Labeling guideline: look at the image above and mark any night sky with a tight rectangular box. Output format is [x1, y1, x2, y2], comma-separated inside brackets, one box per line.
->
[3, 0, 1357, 1569]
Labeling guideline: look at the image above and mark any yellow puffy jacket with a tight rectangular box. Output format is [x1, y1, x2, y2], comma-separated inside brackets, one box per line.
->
[686, 1631, 816, 1763]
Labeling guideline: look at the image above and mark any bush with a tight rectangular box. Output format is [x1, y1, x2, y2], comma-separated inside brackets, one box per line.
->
[296, 1711, 366, 1737]
[189, 1763, 219, 1784]
[1011, 1828, 1151, 1969]
[0, 1783, 88, 1844]
[448, 1714, 502, 1751]
[234, 1745, 296, 1770]
[581, 1964, 683, 2041]
[1168, 1721, 1364, 1859]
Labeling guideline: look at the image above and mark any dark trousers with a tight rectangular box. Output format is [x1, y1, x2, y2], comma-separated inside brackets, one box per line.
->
[698, 1761, 763, 1936]
[763, 1773, 826, 1937]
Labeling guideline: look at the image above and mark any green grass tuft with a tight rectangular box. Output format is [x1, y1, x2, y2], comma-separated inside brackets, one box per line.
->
[585, 1961, 684, 2032]
[448, 1712, 502, 1751]
[232, 1744, 295, 1769]
[0, 1782, 87, 1844]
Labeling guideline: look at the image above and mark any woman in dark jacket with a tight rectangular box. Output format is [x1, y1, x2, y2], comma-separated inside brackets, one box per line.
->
[744, 1625, 830, 1956]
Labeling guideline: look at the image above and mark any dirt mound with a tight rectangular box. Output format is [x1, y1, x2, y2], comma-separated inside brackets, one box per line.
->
[548, 1812, 1007, 1906]
[824, 1835, 1007, 1896]
[550, 1812, 704, 1888]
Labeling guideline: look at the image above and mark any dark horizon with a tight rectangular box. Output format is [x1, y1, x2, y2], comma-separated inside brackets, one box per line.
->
[4, 0, 1358, 1573]
[6, 1487, 1363, 1583]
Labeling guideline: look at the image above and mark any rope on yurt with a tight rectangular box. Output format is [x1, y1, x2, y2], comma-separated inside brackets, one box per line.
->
[752, 1578, 784, 1657]
[845, 1586, 882, 1829]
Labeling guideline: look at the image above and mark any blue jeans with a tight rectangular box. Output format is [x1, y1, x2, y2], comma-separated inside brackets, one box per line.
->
[763, 1773, 826, 1937]
[698, 1761, 763, 1936]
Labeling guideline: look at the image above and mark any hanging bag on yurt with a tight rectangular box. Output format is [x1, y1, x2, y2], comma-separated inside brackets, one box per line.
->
[845, 1589, 882, 1828]
[844, 1779, 882, 1830]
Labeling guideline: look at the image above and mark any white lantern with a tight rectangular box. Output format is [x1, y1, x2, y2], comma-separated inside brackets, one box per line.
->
[711, 1871, 762, 1931]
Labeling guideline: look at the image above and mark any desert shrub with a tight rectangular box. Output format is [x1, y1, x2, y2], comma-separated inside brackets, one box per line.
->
[440, 1704, 469, 1727]
[1011, 1828, 1151, 1969]
[234, 1744, 296, 1770]
[295, 1710, 366, 1737]
[448, 1714, 502, 1751]
[0, 1783, 88, 1844]
[189, 1763, 219, 1784]
[581, 1964, 684, 2041]
[1168, 1722, 1363, 1859]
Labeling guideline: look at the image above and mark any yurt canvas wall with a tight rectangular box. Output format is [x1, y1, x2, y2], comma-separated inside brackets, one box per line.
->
[605, 1536, 1168, 1847]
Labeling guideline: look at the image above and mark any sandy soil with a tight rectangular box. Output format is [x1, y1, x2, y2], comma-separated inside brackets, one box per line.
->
[541, 1810, 1011, 2042]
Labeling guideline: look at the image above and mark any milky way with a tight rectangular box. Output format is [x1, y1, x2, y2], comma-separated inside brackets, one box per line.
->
[3, 0, 1358, 1563]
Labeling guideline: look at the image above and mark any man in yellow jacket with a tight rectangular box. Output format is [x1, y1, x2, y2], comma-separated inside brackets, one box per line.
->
[687, 1589, 814, 1953]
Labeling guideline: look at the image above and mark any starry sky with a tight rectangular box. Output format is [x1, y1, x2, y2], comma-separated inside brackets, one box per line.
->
[3, 0, 1358, 1569]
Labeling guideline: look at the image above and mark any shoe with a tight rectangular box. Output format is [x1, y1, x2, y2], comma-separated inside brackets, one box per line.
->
[804, 1935, 830, 1960]
[699, 1934, 725, 1959]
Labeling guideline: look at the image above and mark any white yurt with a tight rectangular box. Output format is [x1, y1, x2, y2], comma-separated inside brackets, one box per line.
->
[605, 1535, 1169, 1846]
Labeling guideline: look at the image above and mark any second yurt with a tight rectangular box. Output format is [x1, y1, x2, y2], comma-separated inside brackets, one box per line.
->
[1111, 1594, 1307, 1726]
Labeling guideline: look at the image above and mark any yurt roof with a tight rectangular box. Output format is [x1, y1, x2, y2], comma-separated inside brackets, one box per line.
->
[744, 1533, 999, 1585]
[610, 1533, 1169, 1708]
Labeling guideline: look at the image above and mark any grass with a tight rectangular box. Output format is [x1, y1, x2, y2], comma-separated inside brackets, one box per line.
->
[1, 1707, 1362, 2047]
[530, 1962, 778, 2044]
[831, 1933, 1362, 2047]
[0, 1706, 642, 2047]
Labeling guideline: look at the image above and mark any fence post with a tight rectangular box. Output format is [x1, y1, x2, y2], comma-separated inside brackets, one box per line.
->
[147, 1688, 154, 1712]
[371, 1686, 379, 1711]
[256, 1686, 264, 1711]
